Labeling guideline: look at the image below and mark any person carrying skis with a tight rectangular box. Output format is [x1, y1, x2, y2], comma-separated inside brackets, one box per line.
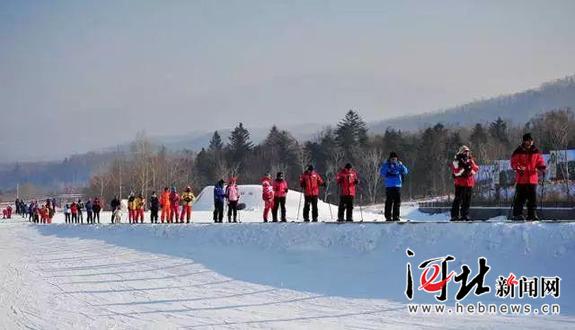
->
[380, 152, 409, 221]
[110, 196, 121, 223]
[272, 172, 288, 222]
[169, 187, 180, 223]
[213, 179, 226, 223]
[93, 197, 102, 224]
[134, 194, 145, 223]
[262, 173, 274, 222]
[225, 177, 240, 223]
[336, 163, 359, 222]
[160, 187, 171, 223]
[180, 186, 196, 223]
[127, 192, 136, 224]
[449, 146, 479, 221]
[511, 133, 546, 221]
[149, 192, 160, 223]
[299, 165, 324, 222]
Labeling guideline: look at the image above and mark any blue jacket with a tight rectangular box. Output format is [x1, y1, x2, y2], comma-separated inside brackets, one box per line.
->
[214, 184, 226, 203]
[380, 161, 408, 188]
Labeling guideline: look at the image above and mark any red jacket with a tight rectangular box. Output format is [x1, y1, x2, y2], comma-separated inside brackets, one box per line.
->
[70, 203, 78, 214]
[299, 170, 324, 196]
[336, 168, 359, 197]
[511, 145, 546, 185]
[262, 180, 274, 201]
[273, 179, 289, 198]
[450, 157, 479, 187]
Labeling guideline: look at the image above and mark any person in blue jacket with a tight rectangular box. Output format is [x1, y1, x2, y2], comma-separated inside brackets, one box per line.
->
[213, 179, 226, 223]
[380, 152, 409, 221]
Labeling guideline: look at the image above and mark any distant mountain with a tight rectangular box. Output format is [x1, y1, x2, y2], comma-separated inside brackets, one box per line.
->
[370, 75, 575, 132]
[150, 122, 326, 152]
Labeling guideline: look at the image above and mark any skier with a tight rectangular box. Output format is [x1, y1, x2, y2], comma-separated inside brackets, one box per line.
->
[449, 146, 479, 221]
[272, 172, 288, 222]
[134, 194, 144, 223]
[149, 192, 160, 223]
[380, 152, 409, 221]
[213, 179, 226, 223]
[6, 205, 12, 219]
[299, 165, 324, 222]
[169, 187, 180, 224]
[64, 204, 71, 223]
[127, 192, 136, 224]
[511, 133, 546, 221]
[160, 187, 171, 223]
[77, 199, 84, 224]
[70, 201, 78, 223]
[180, 186, 196, 223]
[85, 199, 93, 224]
[336, 163, 359, 222]
[93, 197, 102, 224]
[262, 173, 274, 222]
[225, 177, 240, 223]
[110, 196, 121, 223]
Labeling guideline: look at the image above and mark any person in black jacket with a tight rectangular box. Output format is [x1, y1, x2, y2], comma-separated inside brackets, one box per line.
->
[110, 196, 121, 223]
[149, 192, 160, 223]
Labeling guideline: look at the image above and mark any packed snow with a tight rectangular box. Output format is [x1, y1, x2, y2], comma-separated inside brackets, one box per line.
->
[1, 188, 574, 328]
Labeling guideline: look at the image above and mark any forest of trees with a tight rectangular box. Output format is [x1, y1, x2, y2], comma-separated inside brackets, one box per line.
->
[85, 108, 575, 206]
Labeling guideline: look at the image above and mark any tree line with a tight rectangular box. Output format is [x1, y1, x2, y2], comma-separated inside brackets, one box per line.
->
[85, 108, 575, 206]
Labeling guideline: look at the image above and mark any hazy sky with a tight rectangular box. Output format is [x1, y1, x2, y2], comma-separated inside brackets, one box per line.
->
[1, 0, 574, 162]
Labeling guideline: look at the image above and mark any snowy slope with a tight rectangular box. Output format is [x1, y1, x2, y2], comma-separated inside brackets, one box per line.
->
[0, 216, 573, 328]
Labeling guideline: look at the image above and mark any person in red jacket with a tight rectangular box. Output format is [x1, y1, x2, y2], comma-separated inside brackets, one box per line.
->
[70, 201, 78, 223]
[272, 172, 289, 222]
[262, 173, 274, 222]
[169, 186, 180, 223]
[336, 163, 359, 222]
[511, 133, 546, 220]
[449, 146, 479, 221]
[299, 165, 325, 222]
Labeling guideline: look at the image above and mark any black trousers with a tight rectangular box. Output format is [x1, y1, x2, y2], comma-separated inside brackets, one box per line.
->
[213, 201, 224, 223]
[338, 195, 354, 221]
[272, 197, 287, 222]
[513, 184, 538, 219]
[87, 211, 93, 224]
[150, 209, 159, 223]
[385, 187, 401, 220]
[451, 186, 473, 219]
[228, 200, 238, 222]
[65, 213, 70, 223]
[303, 196, 319, 221]
[93, 210, 100, 223]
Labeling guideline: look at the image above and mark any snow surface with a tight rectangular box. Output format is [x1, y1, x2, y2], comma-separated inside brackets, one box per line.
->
[1, 212, 574, 328]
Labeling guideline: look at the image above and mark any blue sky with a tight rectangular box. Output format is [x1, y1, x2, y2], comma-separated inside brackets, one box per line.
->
[1, 0, 574, 161]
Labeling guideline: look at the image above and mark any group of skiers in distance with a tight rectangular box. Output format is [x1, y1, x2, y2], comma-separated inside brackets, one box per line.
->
[7, 133, 546, 224]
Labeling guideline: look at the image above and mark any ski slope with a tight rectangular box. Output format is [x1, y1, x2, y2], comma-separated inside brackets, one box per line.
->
[0, 214, 574, 328]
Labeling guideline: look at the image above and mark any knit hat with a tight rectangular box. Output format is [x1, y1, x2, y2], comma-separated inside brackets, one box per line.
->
[389, 152, 398, 159]
[307, 164, 314, 171]
[522, 133, 533, 142]
[457, 145, 470, 155]
[344, 163, 352, 169]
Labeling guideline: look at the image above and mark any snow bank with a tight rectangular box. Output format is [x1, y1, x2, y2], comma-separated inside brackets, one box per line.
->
[38, 221, 575, 315]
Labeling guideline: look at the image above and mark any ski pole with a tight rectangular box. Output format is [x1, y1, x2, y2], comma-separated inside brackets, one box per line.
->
[327, 193, 333, 220]
[296, 190, 303, 221]
[509, 184, 517, 220]
[359, 193, 364, 222]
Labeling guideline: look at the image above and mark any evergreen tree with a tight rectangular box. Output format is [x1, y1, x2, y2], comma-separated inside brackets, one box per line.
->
[335, 110, 368, 161]
[208, 131, 224, 151]
[489, 117, 509, 144]
[227, 122, 253, 168]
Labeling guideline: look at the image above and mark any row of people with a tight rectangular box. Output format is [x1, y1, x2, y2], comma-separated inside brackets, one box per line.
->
[63, 198, 103, 224]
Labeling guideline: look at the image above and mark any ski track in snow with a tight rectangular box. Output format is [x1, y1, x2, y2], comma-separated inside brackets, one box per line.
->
[0, 216, 574, 329]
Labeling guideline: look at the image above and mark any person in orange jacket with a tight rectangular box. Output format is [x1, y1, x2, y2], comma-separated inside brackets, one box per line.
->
[160, 187, 171, 223]
[134, 194, 145, 223]
[180, 186, 196, 223]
